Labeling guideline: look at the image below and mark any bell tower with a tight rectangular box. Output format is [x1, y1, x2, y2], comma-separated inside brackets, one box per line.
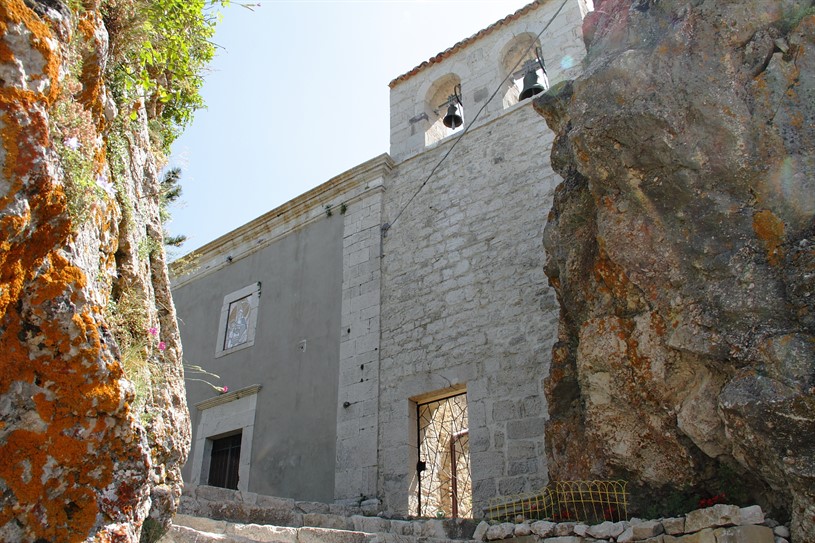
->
[387, 0, 591, 163]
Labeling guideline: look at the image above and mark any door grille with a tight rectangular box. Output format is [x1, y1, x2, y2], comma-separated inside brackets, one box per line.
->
[417, 393, 471, 518]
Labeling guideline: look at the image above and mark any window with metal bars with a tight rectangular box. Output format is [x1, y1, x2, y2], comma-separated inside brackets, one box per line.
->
[207, 432, 242, 490]
[416, 392, 472, 518]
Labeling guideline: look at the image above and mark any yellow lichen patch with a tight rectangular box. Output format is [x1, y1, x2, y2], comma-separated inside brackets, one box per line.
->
[1, 295, 138, 539]
[0, 4, 147, 539]
[28, 252, 88, 306]
[0, 0, 62, 104]
[752, 209, 786, 266]
[0, 108, 28, 196]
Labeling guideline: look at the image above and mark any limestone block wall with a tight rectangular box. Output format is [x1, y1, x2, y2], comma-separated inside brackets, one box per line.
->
[335, 159, 392, 503]
[379, 101, 564, 515]
[377, 0, 588, 518]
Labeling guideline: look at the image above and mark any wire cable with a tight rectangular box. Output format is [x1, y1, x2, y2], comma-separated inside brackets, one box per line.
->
[382, 0, 571, 237]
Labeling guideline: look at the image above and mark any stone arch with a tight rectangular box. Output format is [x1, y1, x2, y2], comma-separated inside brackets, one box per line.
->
[423, 73, 463, 147]
[499, 32, 544, 109]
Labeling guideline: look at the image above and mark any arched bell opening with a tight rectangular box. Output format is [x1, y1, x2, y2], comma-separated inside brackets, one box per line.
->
[424, 74, 463, 147]
[500, 33, 547, 109]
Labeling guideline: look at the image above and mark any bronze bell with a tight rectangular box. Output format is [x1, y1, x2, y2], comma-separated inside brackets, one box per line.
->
[443, 103, 463, 129]
[519, 69, 547, 101]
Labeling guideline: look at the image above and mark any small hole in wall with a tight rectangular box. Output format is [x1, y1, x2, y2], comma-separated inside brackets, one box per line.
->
[347, 328, 351, 334]
[360, 364, 364, 370]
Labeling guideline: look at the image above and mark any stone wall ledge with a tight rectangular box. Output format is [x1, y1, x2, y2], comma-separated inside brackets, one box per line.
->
[176, 488, 793, 543]
[480, 504, 789, 543]
[179, 485, 479, 539]
[162, 515, 481, 543]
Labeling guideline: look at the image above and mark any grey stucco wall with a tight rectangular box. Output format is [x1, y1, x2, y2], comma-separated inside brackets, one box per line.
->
[175, 214, 344, 502]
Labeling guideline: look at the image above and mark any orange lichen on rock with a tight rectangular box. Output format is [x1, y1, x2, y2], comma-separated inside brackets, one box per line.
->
[752, 209, 786, 266]
[0, 2, 150, 541]
[76, 11, 108, 130]
[0, 1, 62, 103]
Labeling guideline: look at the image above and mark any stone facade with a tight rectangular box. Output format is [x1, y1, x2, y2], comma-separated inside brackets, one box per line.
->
[174, 156, 392, 503]
[171, 0, 588, 518]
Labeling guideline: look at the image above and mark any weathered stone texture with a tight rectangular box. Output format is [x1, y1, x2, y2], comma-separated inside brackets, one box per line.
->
[380, 100, 561, 514]
[336, 174, 390, 503]
[375, 0, 589, 516]
[0, 1, 189, 541]
[535, 0, 815, 541]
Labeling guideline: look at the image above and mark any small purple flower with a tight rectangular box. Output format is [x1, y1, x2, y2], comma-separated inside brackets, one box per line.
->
[64, 136, 80, 150]
[158, 341, 166, 351]
[148, 327, 158, 336]
[96, 174, 116, 197]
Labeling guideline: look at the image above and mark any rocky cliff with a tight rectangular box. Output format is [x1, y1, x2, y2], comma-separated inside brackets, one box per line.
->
[1, 1, 193, 541]
[535, 0, 814, 541]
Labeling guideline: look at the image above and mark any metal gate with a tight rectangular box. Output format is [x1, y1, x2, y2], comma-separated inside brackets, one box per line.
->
[416, 392, 471, 518]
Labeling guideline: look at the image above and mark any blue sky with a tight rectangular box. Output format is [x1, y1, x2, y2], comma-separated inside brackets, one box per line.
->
[167, 1, 532, 254]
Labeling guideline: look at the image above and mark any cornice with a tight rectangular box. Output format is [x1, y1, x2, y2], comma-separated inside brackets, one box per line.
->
[170, 154, 393, 286]
[195, 384, 262, 410]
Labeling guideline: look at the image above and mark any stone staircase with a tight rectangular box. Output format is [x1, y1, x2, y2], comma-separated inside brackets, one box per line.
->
[161, 514, 481, 543]
[159, 486, 789, 543]
[159, 485, 480, 543]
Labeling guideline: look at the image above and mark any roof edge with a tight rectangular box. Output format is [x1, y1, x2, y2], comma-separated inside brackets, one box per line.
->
[388, 0, 543, 89]
[170, 153, 393, 278]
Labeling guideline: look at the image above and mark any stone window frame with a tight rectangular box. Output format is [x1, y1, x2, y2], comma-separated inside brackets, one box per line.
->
[215, 282, 261, 358]
[190, 384, 261, 493]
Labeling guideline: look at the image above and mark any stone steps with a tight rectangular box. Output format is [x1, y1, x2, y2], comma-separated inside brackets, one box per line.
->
[168, 487, 791, 543]
[160, 514, 479, 543]
[175, 486, 478, 541]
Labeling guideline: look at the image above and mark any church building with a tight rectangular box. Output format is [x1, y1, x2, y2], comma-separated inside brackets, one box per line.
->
[171, 0, 591, 518]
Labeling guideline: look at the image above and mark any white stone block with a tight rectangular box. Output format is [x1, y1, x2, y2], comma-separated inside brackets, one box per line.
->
[713, 525, 774, 543]
[617, 527, 634, 543]
[530, 520, 556, 537]
[662, 517, 685, 535]
[684, 505, 741, 533]
[226, 523, 299, 543]
[298, 527, 374, 543]
[472, 521, 491, 541]
[352, 515, 391, 534]
[586, 520, 625, 539]
[514, 522, 532, 536]
[485, 523, 515, 540]
[172, 515, 227, 534]
[738, 505, 764, 525]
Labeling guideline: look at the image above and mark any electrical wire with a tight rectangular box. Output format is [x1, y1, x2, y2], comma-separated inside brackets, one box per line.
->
[382, 0, 571, 236]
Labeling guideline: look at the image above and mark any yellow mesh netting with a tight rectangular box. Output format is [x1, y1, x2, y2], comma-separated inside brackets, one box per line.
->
[486, 480, 628, 523]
